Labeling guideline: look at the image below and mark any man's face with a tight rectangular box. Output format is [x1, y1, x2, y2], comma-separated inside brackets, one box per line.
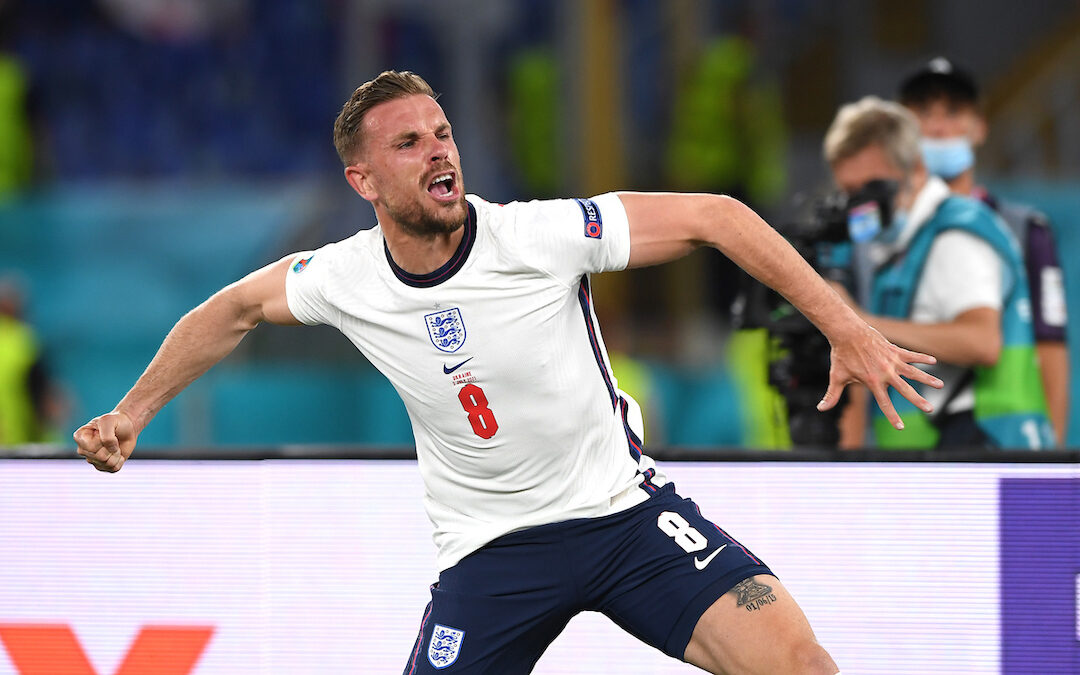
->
[831, 143, 907, 198]
[905, 97, 986, 146]
[831, 143, 923, 216]
[350, 94, 468, 236]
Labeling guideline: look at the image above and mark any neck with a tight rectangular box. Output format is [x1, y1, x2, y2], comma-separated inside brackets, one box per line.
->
[945, 168, 976, 196]
[896, 171, 928, 213]
[380, 213, 467, 276]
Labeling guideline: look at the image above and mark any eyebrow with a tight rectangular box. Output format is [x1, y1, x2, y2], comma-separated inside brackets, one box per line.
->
[389, 123, 451, 146]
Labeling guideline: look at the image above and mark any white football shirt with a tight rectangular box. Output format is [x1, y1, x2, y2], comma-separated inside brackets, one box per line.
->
[286, 193, 665, 571]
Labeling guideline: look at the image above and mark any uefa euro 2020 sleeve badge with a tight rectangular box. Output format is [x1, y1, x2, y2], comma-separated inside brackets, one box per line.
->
[428, 624, 465, 669]
[425, 308, 466, 353]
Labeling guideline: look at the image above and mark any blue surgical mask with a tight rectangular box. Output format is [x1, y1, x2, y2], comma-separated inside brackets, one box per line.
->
[920, 137, 974, 180]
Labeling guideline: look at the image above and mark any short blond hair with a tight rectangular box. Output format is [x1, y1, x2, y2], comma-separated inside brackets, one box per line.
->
[333, 70, 437, 165]
[823, 96, 921, 173]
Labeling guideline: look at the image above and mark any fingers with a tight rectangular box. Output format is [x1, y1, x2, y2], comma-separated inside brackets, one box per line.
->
[889, 374, 933, 414]
[76, 445, 117, 472]
[868, 384, 904, 430]
[87, 450, 121, 472]
[72, 420, 98, 452]
[102, 448, 126, 471]
[73, 421, 102, 460]
[826, 332, 944, 432]
[896, 347, 937, 366]
[816, 381, 846, 412]
[898, 363, 944, 389]
[80, 445, 123, 472]
[873, 354, 940, 427]
[94, 415, 121, 453]
[72, 416, 126, 473]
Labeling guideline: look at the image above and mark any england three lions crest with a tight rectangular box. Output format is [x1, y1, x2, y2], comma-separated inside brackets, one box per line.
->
[428, 624, 465, 669]
[425, 308, 466, 353]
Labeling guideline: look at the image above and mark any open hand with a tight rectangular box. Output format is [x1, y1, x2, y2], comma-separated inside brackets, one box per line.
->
[817, 323, 944, 430]
[73, 411, 138, 472]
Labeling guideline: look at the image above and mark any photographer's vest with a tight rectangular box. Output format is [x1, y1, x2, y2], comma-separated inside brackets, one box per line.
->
[870, 197, 1053, 449]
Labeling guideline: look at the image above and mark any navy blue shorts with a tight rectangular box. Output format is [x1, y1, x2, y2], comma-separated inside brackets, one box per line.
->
[403, 483, 773, 673]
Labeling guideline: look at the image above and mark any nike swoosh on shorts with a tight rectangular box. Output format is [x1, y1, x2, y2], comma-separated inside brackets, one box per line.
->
[694, 543, 728, 570]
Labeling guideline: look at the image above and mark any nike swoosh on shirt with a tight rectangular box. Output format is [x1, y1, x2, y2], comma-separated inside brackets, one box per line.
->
[443, 357, 474, 374]
[694, 544, 728, 571]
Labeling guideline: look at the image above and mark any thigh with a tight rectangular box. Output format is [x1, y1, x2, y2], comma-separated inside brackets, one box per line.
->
[588, 487, 772, 660]
[683, 575, 838, 675]
[402, 537, 575, 674]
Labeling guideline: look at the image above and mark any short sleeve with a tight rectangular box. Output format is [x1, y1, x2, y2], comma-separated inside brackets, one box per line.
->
[912, 230, 1002, 323]
[284, 249, 338, 327]
[507, 192, 631, 283]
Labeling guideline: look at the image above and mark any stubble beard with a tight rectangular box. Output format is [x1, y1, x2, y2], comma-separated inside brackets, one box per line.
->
[385, 191, 468, 238]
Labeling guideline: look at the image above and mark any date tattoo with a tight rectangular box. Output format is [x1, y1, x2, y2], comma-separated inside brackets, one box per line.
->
[732, 577, 778, 612]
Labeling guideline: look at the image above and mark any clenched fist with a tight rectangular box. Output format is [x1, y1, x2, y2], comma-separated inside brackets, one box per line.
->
[73, 411, 138, 472]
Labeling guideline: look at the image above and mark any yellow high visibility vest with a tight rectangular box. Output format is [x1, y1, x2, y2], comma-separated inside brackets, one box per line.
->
[0, 315, 41, 445]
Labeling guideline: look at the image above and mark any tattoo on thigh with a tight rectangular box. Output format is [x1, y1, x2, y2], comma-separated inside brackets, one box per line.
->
[732, 578, 778, 612]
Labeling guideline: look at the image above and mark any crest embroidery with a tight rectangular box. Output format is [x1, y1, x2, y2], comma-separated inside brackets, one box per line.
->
[428, 624, 465, 669]
[425, 308, 467, 353]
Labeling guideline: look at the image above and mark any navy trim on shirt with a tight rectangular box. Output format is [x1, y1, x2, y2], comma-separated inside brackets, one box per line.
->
[384, 202, 477, 288]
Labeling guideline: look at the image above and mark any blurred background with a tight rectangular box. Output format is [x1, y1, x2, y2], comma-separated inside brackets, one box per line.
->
[1, 0, 1078, 449]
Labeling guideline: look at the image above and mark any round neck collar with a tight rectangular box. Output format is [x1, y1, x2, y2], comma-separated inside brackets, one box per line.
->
[383, 201, 477, 288]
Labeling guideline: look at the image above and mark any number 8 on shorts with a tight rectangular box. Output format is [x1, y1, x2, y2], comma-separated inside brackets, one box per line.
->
[657, 511, 708, 553]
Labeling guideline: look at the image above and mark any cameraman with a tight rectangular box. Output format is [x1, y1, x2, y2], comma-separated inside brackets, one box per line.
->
[898, 58, 1069, 446]
[823, 97, 1053, 449]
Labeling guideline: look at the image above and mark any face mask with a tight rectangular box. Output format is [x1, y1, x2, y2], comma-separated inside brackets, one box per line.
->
[920, 137, 974, 180]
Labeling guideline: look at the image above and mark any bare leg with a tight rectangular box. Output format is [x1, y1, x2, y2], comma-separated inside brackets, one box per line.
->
[683, 575, 838, 675]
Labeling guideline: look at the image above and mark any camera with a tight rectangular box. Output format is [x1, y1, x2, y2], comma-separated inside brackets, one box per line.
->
[732, 180, 898, 447]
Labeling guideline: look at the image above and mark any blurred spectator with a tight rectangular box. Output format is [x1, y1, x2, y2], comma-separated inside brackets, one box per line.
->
[6, 0, 340, 179]
[0, 277, 65, 445]
[0, 0, 36, 197]
[505, 48, 560, 197]
[824, 97, 1053, 449]
[898, 57, 1070, 446]
[665, 35, 786, 207]
[726, 327, 791, 448]
[665, 32, 789, 381]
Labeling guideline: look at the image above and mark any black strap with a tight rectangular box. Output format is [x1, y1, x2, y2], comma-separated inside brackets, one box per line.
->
[926, 367, 974, 425]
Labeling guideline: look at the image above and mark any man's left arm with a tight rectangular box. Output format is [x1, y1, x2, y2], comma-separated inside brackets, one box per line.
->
[1024, 214, 1069, 445]
[616, 191, 942, 429]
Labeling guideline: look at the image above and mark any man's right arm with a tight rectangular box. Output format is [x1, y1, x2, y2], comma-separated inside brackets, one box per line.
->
[73, 255, 300, 472]
[857, 229, 1004, 367]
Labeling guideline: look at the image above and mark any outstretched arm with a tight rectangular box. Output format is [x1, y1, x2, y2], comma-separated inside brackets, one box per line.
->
[73, 255, 300, 471]
[617, 191, 943, 429]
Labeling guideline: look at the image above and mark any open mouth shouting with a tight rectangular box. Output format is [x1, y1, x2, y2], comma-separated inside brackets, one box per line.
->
[426, 170, 461, 203]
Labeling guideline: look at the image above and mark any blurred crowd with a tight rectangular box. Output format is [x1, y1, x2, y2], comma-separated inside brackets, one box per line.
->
[0, 0, 1077, 448]
[1, 0, 340, 181]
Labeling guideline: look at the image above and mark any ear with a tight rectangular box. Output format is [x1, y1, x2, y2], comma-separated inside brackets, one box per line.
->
[903, 159, 929, 207]
[970, 113, 988, 148]
[344, 164, 378, 203]
[912, 156, 928, 181]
